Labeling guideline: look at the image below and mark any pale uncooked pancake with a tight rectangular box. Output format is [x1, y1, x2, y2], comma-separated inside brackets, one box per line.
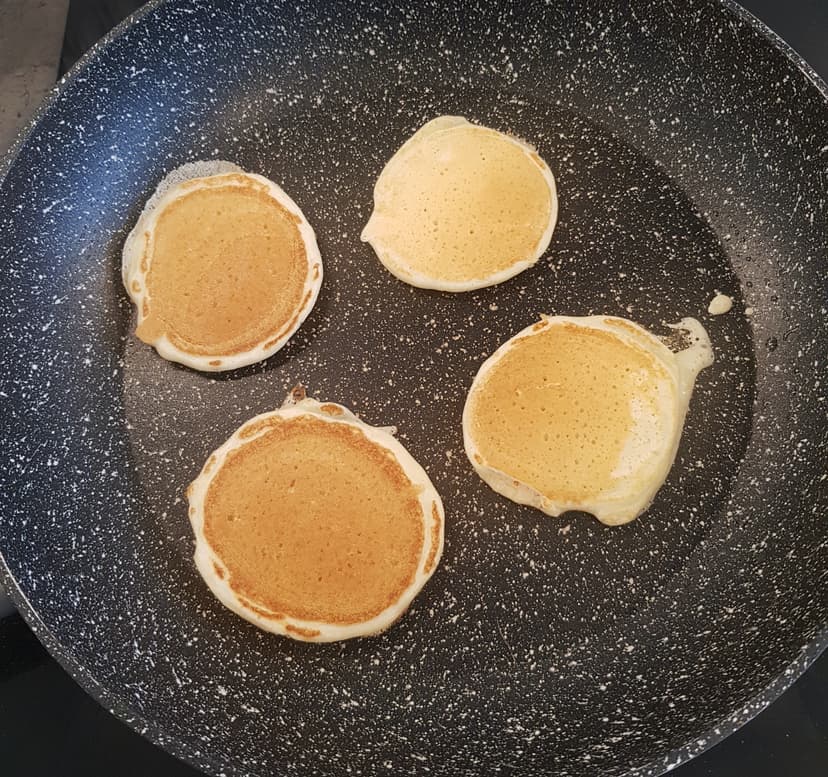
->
[463, 316, 713, 525]
[187, 396, 444, 642]
[122, 162, 322, 372]
[361, 116, 558, 291]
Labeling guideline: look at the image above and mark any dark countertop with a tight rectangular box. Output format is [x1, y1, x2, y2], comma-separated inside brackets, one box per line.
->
[2, 1, 826, 775]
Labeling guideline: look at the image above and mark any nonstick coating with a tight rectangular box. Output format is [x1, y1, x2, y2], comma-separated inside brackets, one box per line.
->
[0, 1, 826, 776]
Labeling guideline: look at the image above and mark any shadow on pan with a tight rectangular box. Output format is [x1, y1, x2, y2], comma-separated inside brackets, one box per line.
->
[0, 1, 825, 776]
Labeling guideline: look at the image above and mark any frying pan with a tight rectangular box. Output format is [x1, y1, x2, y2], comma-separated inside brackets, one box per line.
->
[0, 1, 826, 775]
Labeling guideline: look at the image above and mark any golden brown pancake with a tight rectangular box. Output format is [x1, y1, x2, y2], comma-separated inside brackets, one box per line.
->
[361, 116, 558, 291]
[122, 163, 322, 371]
[187, 396, 444, 641]
[463, 316, 713, 525]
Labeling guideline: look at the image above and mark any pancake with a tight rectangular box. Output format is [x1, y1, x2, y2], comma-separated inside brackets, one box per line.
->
[462, 316, 713, 525]
[361, 116, 558, 291]
[187, 395, 444, 642]
[708, 292, 734, 315]
[122, 161, 322, 372]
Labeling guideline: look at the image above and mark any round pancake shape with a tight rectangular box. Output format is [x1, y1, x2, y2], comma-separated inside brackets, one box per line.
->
[187, 397, 444, 642]
[122, 162, 322, 372]
[361, 116, 558, 291]
[463, 315, 713, 526]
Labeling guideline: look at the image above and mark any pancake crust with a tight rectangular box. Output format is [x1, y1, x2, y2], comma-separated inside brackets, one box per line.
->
[463, 316, 713, 525]
[123, 166, 322, 371]
[187, 398, 444, 642]
[361, 116, 558, 291]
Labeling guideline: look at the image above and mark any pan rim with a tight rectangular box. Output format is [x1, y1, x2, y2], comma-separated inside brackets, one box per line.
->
[0, 1, 825, 775]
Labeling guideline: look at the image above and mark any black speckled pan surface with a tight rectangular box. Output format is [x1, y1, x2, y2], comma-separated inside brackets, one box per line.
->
[1, 1, 826, 775]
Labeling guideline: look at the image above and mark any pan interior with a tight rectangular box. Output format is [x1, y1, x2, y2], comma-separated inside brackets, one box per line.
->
[122, 103, 758, 771]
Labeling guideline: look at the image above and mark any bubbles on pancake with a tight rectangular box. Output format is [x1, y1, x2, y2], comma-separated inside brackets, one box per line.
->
[361, 116, 558, 291]
[187, 397, 444, 642]
[122, 160, 243, 286]
[141, 160, 243, 214]
[462, 315, 713, 526]
[122, 165, 323, 372]
[667, 317, 715, 400]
